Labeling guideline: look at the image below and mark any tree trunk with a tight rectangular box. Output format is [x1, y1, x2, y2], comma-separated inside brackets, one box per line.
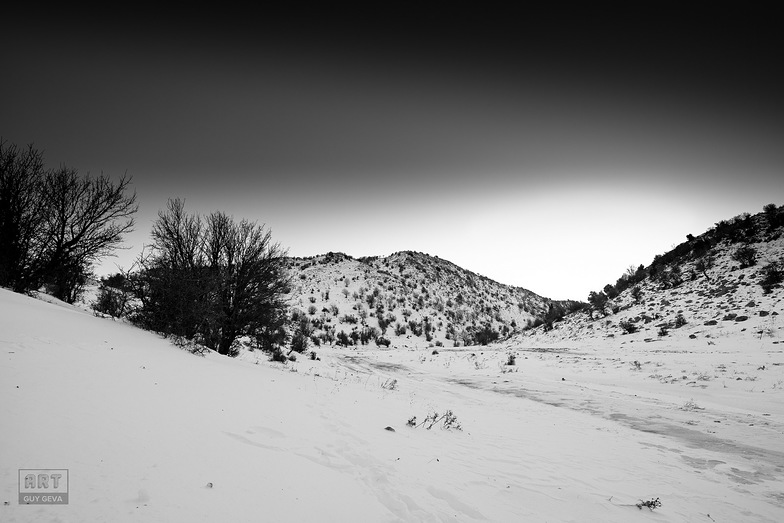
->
[218, 327, 236, 355]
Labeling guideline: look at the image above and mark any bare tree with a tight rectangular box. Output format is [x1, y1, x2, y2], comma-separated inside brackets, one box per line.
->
[0, 140, 47, 291]
[37, 166, 138, 302]
[130, 200, 290, 356]
[0, 140, 137, 301]
[204, 211, 291, 355]
[130, 199, 212, 339]
[150, 198, 204, 270]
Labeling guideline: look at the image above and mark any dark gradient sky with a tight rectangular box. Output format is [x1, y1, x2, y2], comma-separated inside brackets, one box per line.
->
[3, 9, 783, 299]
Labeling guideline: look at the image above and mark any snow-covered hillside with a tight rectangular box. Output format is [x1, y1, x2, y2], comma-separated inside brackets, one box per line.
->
[518, 212, 784, 348]
[286, 251, 569, 350]
[2, 284, 783, 521]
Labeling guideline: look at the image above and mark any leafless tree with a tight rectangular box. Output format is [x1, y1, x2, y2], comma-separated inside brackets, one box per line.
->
[38, 166, 137, 302]
[129, 199, 211, 339]
[0, 140, 137, 302]
[0, 140, 47, 291]
[131, 199, 290, 355]
[203, 210, 290, 354]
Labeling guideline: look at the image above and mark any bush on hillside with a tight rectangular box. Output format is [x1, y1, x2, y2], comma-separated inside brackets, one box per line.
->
[290, 316, 313, 353]
[760, 261, 783, 293]
[92, 273, 132, 319]
[763, 203, 783, 229]
[695, 254, 715, 281]
[587, 291, 608, 316]
[619, 320, 638, 334]
[674, 313, 687, 328]
[731, 245, 757, 268]
[475, 325, 499, 345]
[336, 330, 351, 347]
[359, 326, 379, 344]
[652, 265, 683, 289]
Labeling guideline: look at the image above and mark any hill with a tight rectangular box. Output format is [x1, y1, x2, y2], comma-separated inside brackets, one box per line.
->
[518, 204, 784, 346]
[286, 250, 580, 350]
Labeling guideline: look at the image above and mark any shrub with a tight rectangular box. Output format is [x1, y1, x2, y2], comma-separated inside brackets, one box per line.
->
[674, 313, 687, 328]
[409, 410, 462, 431]
[636, 498, 661, 511]
[475, 325, 499, 345]
[763, 203, 781, 229]
[732, 245, 757, 268]
[359, 326, 379, 344]
[760, 261, 783, 293]
[506, 353, 516, 365]
[290, 315, 314, 352]
[658, 266, 683, 289]
[587, 291, 608, 315]
[630, 286, 643, 303]
[695, 255, 714, 280]
[290, 331, 308, 353]
[619, 320, 638, 334]
[92, 273, 131, 318]
[170, 335, 208, 356]
[269, 347, 288, 363]
[375, 336, 391, 347]
[336, 330, 351, 346]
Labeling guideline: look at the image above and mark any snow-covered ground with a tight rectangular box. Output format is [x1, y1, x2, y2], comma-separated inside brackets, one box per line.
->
[2, 287, 783, 522]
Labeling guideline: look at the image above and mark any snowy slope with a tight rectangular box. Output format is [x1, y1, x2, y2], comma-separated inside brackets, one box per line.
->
[518, 220, 784, 348]
[287, 251, 562, 350]
[2, 287, 784, 521]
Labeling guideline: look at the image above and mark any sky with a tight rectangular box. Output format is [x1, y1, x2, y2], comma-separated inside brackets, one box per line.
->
[3, 8, 783, 300]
